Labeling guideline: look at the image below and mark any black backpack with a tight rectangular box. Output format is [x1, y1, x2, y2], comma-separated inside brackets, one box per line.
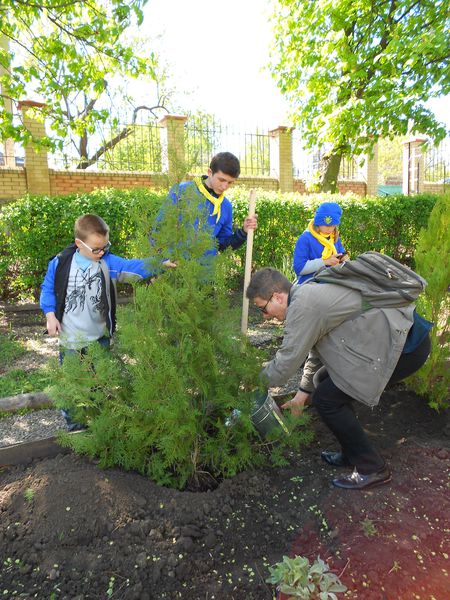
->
[312, 251, 427, 309]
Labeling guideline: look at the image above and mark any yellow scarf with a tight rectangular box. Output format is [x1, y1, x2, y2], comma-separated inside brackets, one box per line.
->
[194, 177, 225, 222]
[308, 220, 338, 260]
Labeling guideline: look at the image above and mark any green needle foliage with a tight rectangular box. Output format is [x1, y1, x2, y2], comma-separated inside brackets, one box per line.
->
[409, 193, 450, 410]
[50, 188, 311, 489]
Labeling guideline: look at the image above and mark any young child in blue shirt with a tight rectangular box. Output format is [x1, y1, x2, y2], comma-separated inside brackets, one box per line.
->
[293, 202, 349, 284]
[40, 213, 175, 429]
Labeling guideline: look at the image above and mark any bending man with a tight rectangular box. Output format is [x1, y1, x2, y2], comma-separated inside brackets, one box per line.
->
[246, 267, 430, 490]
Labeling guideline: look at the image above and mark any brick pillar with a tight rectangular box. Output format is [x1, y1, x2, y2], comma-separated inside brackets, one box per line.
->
[269, 126, 294, 192]
[360, 143, 378, 196]
[18, 100, 51, 195]
[0, 35, 16, 167]
[402, 137, 427, 195]
[158, 114, 188, 183]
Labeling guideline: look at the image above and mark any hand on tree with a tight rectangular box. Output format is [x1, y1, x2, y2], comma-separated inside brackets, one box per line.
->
[162, 259, 177, 268]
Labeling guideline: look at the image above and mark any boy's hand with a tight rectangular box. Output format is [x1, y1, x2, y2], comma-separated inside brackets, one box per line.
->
[161, 260, 177, 268]
[46, 312, 62, 336]
[243, 214, 258, 233]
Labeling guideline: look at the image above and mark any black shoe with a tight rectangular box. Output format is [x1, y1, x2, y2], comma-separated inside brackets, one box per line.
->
[61, 409, 87, 432]
[321, 450, 351, 467]
[332, 467, 391, 490]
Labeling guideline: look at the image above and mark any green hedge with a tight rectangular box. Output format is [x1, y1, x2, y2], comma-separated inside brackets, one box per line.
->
[0, 187, 439, 300]
[230, 189, 437, 274]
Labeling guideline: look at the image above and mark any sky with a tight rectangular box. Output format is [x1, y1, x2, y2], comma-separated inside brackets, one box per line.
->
[140, 0, 289, 128]
[140, 0, 449, 132]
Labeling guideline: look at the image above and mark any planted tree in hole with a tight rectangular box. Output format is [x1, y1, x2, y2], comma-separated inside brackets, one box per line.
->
[50, 189, 311, 489]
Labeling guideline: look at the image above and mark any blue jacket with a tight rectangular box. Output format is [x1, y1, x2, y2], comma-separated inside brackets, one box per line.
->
[168, 180, 247, 254]
[40, 244, 153, 336]
[293, 230, 346, 284]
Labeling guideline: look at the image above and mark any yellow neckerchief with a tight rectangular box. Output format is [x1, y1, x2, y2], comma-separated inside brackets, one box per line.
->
[307, 220, 338, 260]
[194, 176, 225, 222]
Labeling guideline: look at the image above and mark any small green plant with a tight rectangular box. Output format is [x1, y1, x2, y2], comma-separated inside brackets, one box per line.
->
[23, 488, 35, 502]
[267, 554, 347, 599]
[361, 518, 378, 538]
[106, 576, 115, 598]
[388, 560, 401, 573]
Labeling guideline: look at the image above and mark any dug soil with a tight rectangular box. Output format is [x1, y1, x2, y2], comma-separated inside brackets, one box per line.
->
[1, 386, 449, 600]
[1, 306, 449, 599]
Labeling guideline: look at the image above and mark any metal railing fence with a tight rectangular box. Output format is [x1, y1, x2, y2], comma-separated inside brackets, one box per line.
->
[424, 137, 450, 183]
[185, 116, 270, 177]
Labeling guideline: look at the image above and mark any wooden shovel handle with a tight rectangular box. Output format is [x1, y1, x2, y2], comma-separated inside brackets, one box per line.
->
[241, 189, 257, 334]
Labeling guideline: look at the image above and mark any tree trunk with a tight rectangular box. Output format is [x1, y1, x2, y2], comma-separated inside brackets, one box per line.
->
[319, 150, 343, 193]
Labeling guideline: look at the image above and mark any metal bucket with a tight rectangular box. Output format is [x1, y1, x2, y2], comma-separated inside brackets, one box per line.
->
[251, 391, 290, 438]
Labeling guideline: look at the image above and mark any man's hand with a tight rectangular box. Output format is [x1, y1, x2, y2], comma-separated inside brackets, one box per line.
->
[281, 390, 311, 416]
[161, 259, 177, 268]
[243, 214, 258, 233]
[46, 312, 62, 337]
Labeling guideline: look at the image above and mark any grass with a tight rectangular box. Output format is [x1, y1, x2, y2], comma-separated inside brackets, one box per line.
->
[0, 332, 26, 366]
[0, 331, 54, 399]
[0, 366, 53, 399]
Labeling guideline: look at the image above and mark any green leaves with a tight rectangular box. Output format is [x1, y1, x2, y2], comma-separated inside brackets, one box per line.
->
[0, 0, 155, 147]
[409, 193, 450, 410]
[267, 554, 347, 599]
[270, 0, 450, 189]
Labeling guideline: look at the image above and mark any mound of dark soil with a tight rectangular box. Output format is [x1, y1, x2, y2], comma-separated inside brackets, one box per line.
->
[0, 386, 449, 600]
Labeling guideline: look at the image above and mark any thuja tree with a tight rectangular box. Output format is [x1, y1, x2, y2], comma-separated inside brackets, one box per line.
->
[51, 190, 311, 489]
[409, 194, 450, 411]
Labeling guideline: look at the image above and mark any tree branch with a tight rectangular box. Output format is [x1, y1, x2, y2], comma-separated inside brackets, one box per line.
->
[75, 105, 168, 169]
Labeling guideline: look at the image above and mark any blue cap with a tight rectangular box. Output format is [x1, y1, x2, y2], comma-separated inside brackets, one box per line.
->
[313, 202, 342, 226]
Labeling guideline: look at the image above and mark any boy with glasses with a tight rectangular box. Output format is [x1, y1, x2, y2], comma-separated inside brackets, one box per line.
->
[40, 214, 175, 428]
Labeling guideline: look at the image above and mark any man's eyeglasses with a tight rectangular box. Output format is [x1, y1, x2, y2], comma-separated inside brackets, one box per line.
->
[258, 294, 273, 314]
[77, 238, 111, 255]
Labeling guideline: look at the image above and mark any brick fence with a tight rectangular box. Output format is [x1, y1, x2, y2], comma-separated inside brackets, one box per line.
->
[2, 107, 444, 204]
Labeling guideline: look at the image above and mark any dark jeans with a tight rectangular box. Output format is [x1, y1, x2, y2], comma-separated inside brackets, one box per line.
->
[59, 336, 110, 430]
[59, 335, 110, 364]
[312, 334, 431, 474]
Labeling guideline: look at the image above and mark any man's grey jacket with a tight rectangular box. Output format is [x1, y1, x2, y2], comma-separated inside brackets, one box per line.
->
[262, 282, 415, 407]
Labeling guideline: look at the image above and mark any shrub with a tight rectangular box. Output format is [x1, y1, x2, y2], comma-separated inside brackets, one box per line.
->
[409, 194, 450, 410]
[0, 188, 165, 301]
[50, 195, 312, 489]
[0, 188, 438, 300]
